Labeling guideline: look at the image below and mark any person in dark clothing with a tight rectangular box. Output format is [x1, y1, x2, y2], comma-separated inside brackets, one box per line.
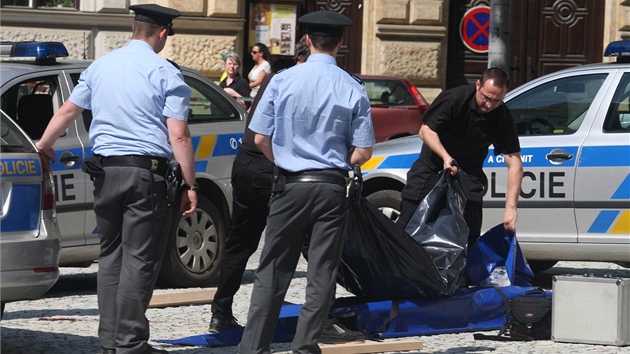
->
[398, 67, 523, 247]
[207, 70, 276, 334]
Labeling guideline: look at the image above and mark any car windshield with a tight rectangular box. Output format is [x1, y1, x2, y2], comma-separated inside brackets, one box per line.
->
[0, 111, 36, 153]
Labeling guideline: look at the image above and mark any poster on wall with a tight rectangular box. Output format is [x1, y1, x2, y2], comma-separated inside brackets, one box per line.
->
[249, 3, 297, 56]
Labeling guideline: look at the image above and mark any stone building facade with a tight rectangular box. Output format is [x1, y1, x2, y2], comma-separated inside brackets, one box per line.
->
[1, 0, 629, 102]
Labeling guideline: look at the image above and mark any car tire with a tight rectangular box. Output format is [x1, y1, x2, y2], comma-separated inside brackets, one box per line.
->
[527, 260, 558, 274]
[158, 193, 225, 288]
[366, 189, 402, 223]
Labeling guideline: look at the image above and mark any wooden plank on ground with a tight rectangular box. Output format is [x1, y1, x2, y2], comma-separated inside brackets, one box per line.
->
[148, 289, 216, 308]
[320, 339, 423, 354]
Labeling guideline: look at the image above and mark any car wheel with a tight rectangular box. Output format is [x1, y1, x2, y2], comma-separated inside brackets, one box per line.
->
[158, 193, 225, 288]
[366, 189, 402, 223]
[527, 260, 558, 274]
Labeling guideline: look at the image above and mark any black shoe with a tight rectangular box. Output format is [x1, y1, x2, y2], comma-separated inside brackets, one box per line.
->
[319, 319, 365, 344]
[208, 315, 241, 333]
[144, 345, 168, 354]
[98, 348, 115, 354]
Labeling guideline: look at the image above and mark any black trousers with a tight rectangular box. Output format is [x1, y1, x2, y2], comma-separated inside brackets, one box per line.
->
[238, 181, 347, 354]
[211, 150, 275, 319]
[93, 165, 171, 353]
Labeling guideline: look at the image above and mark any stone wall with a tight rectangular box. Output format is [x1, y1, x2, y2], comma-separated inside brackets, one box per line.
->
[1, 27, 94, 59]
[166, 35, 238, 78]
[362, 0, 447, 102]
[0, 0, 245, 80]
[604, 0, 630, 62]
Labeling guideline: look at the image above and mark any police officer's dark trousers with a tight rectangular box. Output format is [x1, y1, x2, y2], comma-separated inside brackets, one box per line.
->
[238, 181, 347, 354]
[212, 151, 274, 320]
[92, 164, 171, 353]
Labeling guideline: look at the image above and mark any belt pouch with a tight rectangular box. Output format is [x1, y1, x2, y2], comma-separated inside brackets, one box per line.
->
[81, 156, 105, 180]
[166, 162, 183, 205]
[271, 166, 285, 194]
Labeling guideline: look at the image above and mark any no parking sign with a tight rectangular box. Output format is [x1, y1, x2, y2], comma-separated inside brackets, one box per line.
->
[460, 6, 490, 53]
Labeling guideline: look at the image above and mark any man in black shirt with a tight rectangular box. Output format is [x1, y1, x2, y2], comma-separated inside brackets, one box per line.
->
[399, 67, 523, 246]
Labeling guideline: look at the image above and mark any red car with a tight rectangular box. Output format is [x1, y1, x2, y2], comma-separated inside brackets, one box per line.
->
[357, 75, 429, 142]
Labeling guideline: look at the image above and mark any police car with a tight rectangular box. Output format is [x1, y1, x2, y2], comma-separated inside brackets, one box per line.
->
[0, 111, 61, 316]
[0, 42, 247, 287]
[361, 41, 630, 272]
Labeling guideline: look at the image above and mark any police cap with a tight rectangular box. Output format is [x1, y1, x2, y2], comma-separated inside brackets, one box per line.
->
[298, 10, 352, 37]
[129, 4, 181, 36]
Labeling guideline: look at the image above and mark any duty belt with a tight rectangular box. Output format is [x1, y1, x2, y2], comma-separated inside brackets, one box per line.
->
[99, 155, 169, 176]
[284, 169, 348, 187]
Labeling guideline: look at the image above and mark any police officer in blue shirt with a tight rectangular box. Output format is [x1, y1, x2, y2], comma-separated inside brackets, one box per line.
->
[238, 10, 375, 354]
[36, 4, 197, 354]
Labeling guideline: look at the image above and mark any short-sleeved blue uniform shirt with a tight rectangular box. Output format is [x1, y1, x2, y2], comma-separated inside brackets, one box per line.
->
[70, 40, 191, 159]
[248, 54, 375, 172]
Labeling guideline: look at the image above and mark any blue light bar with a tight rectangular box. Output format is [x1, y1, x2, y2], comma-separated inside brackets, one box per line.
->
[604, 40, 630, 57]
[11, 42, 69, 59]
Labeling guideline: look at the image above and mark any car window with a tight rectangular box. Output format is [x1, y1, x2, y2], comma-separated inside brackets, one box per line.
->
[186, 76, 240, 123]
[363, 79, 414, 106]
[1, 112, 36, 153]
[603, 72, 630, 133]
[506, 74, 607, 136]
[1, 76, 60, 140]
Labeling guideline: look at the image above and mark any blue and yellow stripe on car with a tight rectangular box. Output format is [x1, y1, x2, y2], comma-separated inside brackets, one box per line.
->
[588, 172, 630, 234]
[362, 153, 418, 173]
[191, 133, 244, 172]
[588, 210, 630, 234]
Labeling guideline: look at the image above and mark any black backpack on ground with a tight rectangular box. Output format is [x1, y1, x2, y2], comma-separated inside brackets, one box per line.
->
[474, 287, 552, 341]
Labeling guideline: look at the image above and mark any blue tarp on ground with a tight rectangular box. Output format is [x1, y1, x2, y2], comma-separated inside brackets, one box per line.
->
[156, 285, 546, 347]
[157, 223, 541, 347]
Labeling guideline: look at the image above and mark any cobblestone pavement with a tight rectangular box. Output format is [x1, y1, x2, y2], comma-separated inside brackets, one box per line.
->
[2, 241, 629, 354]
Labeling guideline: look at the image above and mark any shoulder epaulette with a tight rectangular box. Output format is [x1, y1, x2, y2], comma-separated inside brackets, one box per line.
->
[167, 59, 182, 72]
[344, 70, 364, 85]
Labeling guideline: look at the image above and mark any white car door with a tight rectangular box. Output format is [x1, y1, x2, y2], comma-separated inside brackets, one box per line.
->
[575, 69, 630, 257]
[484, 70, 611, 252]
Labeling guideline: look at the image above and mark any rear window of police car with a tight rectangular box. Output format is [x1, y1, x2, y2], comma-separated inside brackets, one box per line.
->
[1, 113, 36, 154]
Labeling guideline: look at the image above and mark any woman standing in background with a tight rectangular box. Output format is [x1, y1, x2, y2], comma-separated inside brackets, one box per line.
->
[220, 52, 251, 99]
[248, 43, 271, 97]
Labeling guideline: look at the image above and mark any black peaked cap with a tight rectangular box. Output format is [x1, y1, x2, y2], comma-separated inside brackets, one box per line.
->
[298, 10, 352, 37]
[129, 4, 181, 36]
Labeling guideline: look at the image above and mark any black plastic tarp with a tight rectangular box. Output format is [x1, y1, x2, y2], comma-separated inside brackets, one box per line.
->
[337, 168, 469, 300]
[337, 196, 446, 300]
[404, 169, 469, 295]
